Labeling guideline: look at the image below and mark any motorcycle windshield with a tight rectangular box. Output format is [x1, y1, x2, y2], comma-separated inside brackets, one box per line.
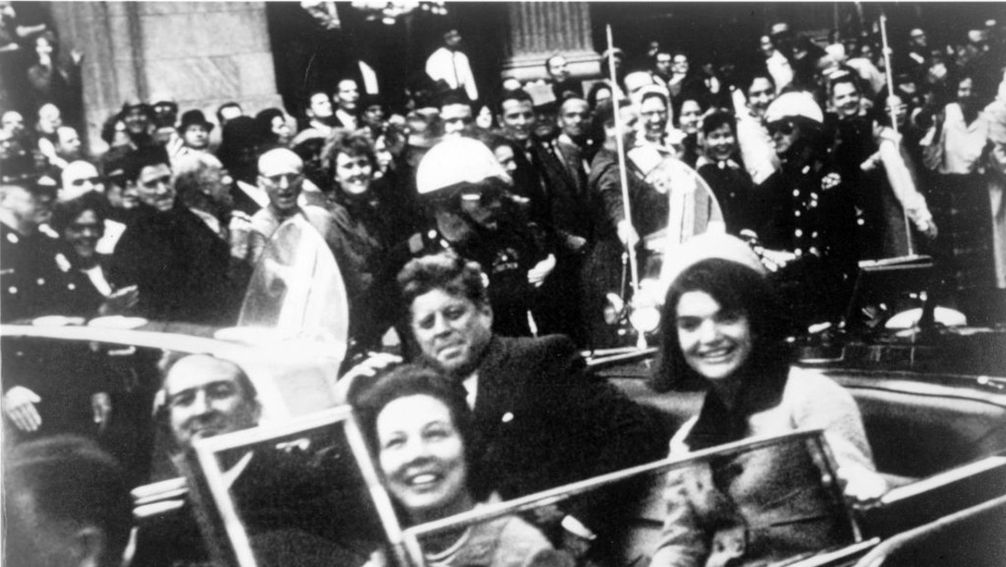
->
[238, 215, 349, 346]
[628, 148, 726, 285]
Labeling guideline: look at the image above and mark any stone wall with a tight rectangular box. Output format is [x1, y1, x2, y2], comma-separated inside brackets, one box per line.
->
[50, 1, 281, 153]
[501, 2, 600, 83]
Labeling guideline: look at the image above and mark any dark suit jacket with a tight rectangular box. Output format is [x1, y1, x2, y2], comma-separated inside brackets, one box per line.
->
[530, 140, 592, 243]
[109, 205, 248, 325]
[132, 446, 380, 567]
[469, 334, 665, 533]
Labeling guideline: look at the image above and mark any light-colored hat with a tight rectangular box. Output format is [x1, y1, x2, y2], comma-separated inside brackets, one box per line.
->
[624, 71, 657, 95]
[662, 233, 766, 290]
[764, 91, 823, 124]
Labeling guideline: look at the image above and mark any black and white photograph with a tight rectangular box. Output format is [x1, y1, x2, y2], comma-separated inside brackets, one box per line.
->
[2, 1, 1005, 566]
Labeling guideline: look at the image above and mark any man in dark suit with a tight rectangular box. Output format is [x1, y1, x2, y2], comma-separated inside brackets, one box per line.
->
[499, 88, 591, 343]
[332, 78, 361, 131]
[390, 251, 665, 557]
[134, 354, 377, 567]
[109, 147, 247, 325]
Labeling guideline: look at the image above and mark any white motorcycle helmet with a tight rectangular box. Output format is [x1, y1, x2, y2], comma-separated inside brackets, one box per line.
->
[764, 91, 824, 125]
[416, 137, 512, 198]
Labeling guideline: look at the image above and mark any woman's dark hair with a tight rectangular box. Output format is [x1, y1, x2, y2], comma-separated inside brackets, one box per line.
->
[321, 128, 377, 182]
[50, 191, 108, 234]
[651, 258, 792, 393]
[673, 96, 708, 128]
[587, 81, 615, 110]
[351, 363, 489, 502]
[827, 71, 863, 100]
[700, 109, 737, 137]
[397, 252, 488, 310]
[99, 114, 124, 146]
[254, 108, 286, 145]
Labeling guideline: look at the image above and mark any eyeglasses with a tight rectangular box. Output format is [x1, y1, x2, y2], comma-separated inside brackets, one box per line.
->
[767, 120, 795, 136]
[261, 172, 303, 186]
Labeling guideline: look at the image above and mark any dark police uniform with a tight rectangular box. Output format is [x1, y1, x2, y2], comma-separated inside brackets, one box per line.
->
[1, 223, 99, 322]
[758, 156, 859, 323]
[1, 222, 109, 442]
[402, 202, 549, 339]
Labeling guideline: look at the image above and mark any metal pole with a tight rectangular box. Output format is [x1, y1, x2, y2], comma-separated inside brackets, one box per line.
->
[879, 11, 915, 256]
[605, 25, 641, 301]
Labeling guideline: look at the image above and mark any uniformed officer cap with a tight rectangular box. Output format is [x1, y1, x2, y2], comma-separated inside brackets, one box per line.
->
[34, 173, 59, 197]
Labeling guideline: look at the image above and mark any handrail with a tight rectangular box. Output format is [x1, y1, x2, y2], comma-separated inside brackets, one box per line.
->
[404, 429, 830, 539]
[586, 346, 658, 369]
[785, 538, 881, 567]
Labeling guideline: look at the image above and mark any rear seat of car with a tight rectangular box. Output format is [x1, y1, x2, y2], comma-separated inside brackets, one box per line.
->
[607, 367, 1006, 564]
[823, 370, 1006, 479]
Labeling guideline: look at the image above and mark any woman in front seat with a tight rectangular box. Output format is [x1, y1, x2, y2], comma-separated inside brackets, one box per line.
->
[352, 364, 571, 567]
[650, 235, 886, 567]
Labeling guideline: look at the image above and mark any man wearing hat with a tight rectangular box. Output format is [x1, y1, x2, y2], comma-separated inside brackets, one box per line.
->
[178, 109, 214, 152]
[119, 100, 155, 149]
[151, 95, 179, 129]
[757, 91, 859, 324]
[414, 136, 556, 337]
[0, 153, 94, 322]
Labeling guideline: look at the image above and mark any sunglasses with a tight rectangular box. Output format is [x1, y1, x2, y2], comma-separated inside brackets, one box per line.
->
[70, 176, 102, 186]
[767, 120, 795, 136]
[460, 188, 505, 207]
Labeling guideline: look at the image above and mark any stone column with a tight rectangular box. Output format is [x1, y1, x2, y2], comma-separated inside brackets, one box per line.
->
[49, 1, 281, 153]
[501, 1, 600, 83]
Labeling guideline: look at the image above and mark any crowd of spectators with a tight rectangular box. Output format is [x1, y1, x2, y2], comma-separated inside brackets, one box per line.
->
[2, 6, 1005, 567]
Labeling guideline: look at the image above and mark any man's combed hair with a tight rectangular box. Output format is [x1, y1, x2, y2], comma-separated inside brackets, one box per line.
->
[122, 145, 171, 184]
[5, 435, 133, 566]
[397, 251, 488, 309]
[498, 88, 533, 114]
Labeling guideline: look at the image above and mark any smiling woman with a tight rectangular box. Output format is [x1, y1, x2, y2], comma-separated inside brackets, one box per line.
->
[650, 236, 887, 566]
[352, 364, 571, 567]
